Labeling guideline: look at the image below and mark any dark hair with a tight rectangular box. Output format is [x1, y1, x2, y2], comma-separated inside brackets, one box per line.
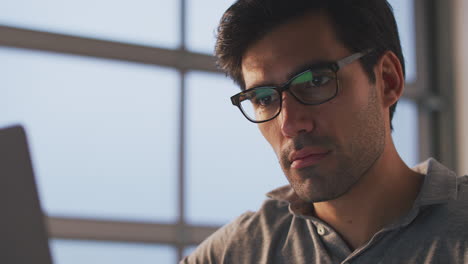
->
[215, 0, 405, 129]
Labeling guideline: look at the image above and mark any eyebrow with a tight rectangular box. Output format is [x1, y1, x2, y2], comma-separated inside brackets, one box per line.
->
[246, 59, 335, 90]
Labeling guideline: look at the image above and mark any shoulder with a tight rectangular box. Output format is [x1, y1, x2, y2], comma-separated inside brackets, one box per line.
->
[410, 160, 468, 235]
[180, 199, 293, 264]
[370, 176, 468, 263]
[440, 174, 468, 233]
[434, 174, 468, 224]
[455, 174, 468, 202]
[415, 174, 468, 232]
[403, 175, 468, 258]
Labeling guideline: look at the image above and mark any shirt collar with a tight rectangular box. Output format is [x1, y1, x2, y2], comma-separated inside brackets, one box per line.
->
[411, 158, 458, 206]
[266, 158, 458, 216]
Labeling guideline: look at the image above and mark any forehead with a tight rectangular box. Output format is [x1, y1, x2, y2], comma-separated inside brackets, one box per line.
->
[241, 12, 350, 89]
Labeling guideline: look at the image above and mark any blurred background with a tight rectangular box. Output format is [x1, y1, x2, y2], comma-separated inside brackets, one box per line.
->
[1, 0, 467, 263]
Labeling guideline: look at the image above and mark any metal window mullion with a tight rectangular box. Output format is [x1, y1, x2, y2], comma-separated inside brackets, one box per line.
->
[420, 0, 457, 170]
[433, 0, 456, 171]
[0, 25, 220, 73]
[413, 0, 436, 162]
[177, 0, 188, 261]
[176, 69, 187, 260]
[47, 217, 219, 245]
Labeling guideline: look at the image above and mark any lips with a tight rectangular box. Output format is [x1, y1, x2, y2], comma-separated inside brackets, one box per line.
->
[290, 148, 330, 169]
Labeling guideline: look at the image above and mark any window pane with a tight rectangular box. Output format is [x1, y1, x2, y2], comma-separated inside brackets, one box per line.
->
[392, 98, 419, 167]
[0, 47, 178, 222]
[388, 0, 417, 82]
[0, 0, 179, 48]
[50, 240, 176, 264]
[186, 0, 234, 53]
[185, 71, 288, 225]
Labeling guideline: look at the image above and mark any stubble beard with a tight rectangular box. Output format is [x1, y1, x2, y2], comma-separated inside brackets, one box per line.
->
[280, 87, 386, 203]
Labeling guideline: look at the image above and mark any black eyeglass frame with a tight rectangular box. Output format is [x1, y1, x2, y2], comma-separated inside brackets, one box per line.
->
[230, 50, 373, 123]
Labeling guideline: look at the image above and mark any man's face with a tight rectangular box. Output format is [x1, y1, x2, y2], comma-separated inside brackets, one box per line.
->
[241, 13, 387, 202]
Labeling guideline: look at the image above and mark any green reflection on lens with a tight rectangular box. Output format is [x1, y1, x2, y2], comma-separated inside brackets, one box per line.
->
[255, 88, 275, 98]
[291, 71, 312, 85]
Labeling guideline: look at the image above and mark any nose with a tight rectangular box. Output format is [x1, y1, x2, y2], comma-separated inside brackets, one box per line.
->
[278, 92, 315, 138]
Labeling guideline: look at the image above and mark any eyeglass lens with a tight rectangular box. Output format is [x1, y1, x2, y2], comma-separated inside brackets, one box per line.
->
[238, 68, 337, 122]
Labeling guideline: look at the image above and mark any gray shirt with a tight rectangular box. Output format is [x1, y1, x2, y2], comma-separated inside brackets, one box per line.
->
[181, 159, 468, 263]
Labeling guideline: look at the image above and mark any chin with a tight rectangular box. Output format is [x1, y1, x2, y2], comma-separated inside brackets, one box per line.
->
[295, 187, 348, 203]
[288, 169, 355, 203]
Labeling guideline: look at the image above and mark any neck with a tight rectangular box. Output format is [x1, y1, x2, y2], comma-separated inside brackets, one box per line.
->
[312, 141, 424, 250]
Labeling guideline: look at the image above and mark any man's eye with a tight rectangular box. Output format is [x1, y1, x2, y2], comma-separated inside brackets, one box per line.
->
[256, 95, 273, 106]
[310, 75, 331, 87]
[291, 71, 332, 89]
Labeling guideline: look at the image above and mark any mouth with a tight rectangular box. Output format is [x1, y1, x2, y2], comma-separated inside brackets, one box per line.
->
[290, 149, 331, 169]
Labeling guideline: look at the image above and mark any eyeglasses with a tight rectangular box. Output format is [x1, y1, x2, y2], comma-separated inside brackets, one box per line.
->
[230, 50, 372, 123]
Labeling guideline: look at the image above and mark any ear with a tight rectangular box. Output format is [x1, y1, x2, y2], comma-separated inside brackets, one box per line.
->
[376, 51, 404, 108]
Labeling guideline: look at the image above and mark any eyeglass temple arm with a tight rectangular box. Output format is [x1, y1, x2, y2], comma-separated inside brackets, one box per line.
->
[336, 49, 373, 69]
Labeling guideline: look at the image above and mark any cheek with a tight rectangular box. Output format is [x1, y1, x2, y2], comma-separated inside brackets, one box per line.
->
[332, 79, 374, 116]
[319, 98, 350, 125]
[317, 93, 367, 142]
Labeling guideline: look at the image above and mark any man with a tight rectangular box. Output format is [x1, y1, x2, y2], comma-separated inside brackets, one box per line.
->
[182, 0, 468, 263]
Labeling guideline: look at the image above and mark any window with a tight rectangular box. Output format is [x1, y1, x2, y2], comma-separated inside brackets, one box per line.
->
[0, 0, 439, 263]
[0, 47, 179, 222]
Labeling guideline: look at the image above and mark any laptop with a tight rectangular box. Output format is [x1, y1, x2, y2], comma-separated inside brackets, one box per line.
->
[0, 125, 54, 264]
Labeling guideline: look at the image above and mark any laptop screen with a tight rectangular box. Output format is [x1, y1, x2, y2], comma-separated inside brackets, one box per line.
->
[0, 125, 53, 264]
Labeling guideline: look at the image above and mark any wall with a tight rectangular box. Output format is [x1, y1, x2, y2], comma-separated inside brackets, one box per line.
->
[454, 0, 468, 175]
